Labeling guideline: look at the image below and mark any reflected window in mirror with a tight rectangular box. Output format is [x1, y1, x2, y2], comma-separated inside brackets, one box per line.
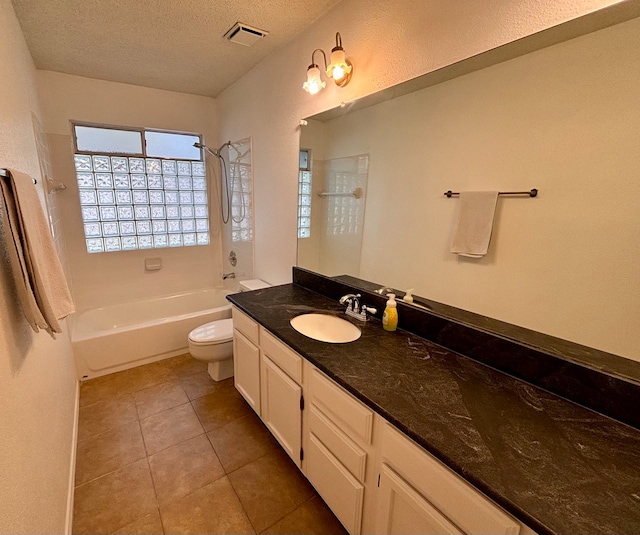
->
[298, 149, 312, 238]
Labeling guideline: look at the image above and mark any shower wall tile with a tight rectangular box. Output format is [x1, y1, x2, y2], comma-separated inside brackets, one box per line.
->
[46, 133, 223, 312]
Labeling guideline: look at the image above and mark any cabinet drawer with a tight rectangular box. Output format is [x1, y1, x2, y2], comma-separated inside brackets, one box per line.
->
[309, 404, 367, 482]
[260, 328, 303, 384]
[307, 433, 364, 535]
[309, 368, 373, 445]
[380, 421, 520, 535]
[232, 307, 259, 345]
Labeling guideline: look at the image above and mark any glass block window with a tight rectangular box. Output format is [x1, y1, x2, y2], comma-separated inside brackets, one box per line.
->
[72, 123, 209, 253]
[229, 138, 253, 243]
[297, 149, 312, 239]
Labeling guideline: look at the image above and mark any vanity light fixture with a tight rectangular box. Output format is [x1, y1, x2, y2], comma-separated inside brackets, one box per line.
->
[303, 50, 327, 95]
[326, 33, 353, 84]
[302, 32, 353, 94]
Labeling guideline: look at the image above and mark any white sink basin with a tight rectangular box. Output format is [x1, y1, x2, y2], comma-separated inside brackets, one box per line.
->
[290, 313, 361, 343]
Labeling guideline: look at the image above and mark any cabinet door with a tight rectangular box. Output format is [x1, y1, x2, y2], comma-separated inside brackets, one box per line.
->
[233, 329, 261, 415]
[307, 433, 364, 535]
[375, 464, 462, 535]
[379, 421, 520, 535]
[261, 355, 302, 467]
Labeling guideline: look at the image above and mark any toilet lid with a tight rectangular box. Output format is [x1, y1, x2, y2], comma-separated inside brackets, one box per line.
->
[239, 279, 271, 291]
[189, 319, 233, 344]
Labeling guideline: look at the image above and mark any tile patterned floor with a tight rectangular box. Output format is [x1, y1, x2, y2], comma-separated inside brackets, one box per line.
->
[73, 354, 347, 535]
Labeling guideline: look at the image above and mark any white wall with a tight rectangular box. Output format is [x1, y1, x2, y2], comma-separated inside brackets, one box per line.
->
[216, 0, 639, 361]
[36, 71, 222, 311]
[313, 18, 640, 361]
[0, 1, 78, 532]
[217, 0, 625, 286]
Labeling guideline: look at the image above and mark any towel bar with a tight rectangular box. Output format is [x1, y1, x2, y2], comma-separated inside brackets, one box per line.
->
[445, 188, 537, 198]
[0, 168, 37, 184]
[319, 187, 362, 199]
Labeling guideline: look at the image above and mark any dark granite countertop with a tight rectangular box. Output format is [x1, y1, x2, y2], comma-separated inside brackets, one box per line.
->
[334, 274, 640, 386]
[228, 283, 640, 535]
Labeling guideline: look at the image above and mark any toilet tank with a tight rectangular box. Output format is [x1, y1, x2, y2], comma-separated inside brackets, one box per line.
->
[239, 279, 271, 292]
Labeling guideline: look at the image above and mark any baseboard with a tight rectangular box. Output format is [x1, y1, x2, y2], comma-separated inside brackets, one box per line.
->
[64, 380, 80, 534]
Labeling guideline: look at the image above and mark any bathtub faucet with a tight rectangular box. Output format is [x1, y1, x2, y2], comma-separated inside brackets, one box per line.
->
[223, 272, 236, 280]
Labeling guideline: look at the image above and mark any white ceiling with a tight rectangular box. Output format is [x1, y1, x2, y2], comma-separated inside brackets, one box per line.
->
[11, 0, 342, 97]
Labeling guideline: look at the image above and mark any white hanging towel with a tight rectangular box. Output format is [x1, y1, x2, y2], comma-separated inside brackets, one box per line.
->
[0, 169, 75, 335]
[450, 191, 499, 258]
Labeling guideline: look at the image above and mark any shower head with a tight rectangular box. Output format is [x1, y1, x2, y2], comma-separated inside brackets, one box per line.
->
[194, 141, 222, 159]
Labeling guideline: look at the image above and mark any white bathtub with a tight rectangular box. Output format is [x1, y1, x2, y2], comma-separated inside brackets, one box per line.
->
[71, 287, 233, 379]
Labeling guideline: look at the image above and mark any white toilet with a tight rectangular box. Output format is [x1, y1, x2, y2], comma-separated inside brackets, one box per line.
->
[188, 279, 270, 381]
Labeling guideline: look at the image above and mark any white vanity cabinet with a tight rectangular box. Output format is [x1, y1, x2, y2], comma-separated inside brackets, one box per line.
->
[374, 420, 529, 535]
[230, 306, 536, 535]
[260, 329, 303, 467]
[231, 306, 304, 467]
[232, 307, 261, 415]
[303, 365, 377, 535]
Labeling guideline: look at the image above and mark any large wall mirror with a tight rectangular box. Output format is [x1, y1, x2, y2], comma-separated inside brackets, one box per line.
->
[297, 3, 640, 363]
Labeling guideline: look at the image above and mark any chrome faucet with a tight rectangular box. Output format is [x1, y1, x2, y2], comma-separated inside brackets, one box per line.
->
[375, 287, 394, 295]
[223, 272, 236, 280]
[339, 293, 377, 321]
[339, 293, 360, 311]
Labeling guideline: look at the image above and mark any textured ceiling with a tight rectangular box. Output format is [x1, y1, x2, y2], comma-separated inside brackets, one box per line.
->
[11, 0, 341, 97]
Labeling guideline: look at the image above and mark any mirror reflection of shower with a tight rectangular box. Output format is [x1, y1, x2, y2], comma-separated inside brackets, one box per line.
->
[194, 140, 248, 227]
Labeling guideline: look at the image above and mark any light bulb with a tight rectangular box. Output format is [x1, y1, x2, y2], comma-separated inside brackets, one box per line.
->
[307, 80, 323, 95]
[332, 64, 345, 81]
[302, 66, 326, 94]
[327, 48, 351, 81]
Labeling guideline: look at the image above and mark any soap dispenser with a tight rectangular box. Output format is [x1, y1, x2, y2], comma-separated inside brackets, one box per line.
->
[403, 289, 414, 304]
[382, 294, 398, 332]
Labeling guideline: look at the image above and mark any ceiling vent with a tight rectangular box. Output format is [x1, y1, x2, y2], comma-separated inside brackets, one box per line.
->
[224, 22, 268, 46]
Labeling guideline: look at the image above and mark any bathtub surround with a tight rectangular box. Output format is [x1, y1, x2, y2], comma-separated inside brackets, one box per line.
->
[228, 273, 640, 534]
[0, 1, 78, 532]
[72, 288, 232, 379]
[37, 71, 223, 313]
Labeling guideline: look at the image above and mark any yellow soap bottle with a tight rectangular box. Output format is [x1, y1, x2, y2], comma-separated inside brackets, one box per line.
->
[382, 293, 398, 332]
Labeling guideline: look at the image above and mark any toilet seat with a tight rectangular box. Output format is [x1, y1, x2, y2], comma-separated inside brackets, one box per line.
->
[188, 319, 233, 346]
